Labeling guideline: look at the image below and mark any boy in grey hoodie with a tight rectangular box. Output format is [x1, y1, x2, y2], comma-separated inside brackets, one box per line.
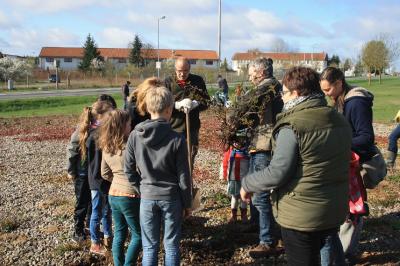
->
[124, 85, 192, 266]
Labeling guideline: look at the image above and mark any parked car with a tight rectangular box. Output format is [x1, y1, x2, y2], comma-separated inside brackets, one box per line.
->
[49, 74, 60, 83]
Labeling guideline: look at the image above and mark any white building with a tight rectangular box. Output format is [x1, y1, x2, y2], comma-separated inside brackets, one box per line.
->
[232, 51, 328, 73]
[38, 47, 219, 70]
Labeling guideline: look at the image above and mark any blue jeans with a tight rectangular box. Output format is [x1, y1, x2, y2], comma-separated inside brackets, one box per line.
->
[90, 190, 112, 243]
[320, 232, 346, 266]
[388, 124, 400, 153]
[140, 199, 183, 266]
[249, 152, 275, 245]
[109, 196, 141, 266]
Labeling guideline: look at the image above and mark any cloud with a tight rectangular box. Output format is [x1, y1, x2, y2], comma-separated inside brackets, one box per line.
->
[3, 28, 80, 55]
[97, 27, 136, 48]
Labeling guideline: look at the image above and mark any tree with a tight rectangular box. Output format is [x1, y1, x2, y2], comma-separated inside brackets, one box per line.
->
[141, 43, 156, 66]
[270, 38, 290, 52]
[328, 54, 341, 67]
[343, 58, 352, 72]
[220, 57, 229, 71]
[79, 34, 101, 72]
[0, 51, 3, 59]
[0, 57, 31, 82]
[361, 39, 389, 84]
[129, 34, 143, 67]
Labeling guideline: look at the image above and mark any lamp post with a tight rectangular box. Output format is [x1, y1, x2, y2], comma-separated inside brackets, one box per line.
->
[157, 15, 166, 78]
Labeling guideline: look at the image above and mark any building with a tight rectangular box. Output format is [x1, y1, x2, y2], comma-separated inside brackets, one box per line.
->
[38, 47, 219, 70]
[232, 51, 328, 73]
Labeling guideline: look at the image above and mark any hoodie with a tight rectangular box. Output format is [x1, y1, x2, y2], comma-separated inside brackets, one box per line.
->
[124, 118, 192, 208]
[343, 87, 375, 163]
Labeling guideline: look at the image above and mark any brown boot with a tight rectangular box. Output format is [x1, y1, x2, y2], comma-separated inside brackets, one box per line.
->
[228, 208, 237, 223]
[240, 207, 248, 223]
[103, 236, 113, 251]
[248, 243, 276, 258]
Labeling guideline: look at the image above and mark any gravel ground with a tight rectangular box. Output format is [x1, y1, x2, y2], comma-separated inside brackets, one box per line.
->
[0, 113, 399, 265]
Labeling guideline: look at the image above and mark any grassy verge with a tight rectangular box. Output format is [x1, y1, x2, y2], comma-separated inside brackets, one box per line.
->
[0, 94, 122, 118]
[1, 76, 399, 120]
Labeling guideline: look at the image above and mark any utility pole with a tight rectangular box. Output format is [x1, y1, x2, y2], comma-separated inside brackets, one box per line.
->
[218, 0, 222, 69]
[157, 16, 166, 78]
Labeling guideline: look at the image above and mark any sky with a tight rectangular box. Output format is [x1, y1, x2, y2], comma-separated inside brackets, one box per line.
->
[0, 0, 399, 68]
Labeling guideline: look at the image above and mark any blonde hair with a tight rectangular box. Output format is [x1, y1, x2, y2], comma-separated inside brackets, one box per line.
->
[145, 86, 174, 114]
[78, 100, 113, 161]
[127, 77, 163, 116]
[98, 110, 131, 156]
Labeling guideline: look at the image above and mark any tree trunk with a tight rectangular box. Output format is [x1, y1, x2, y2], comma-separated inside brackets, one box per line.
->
[368, 69, 371, 86]
[379, 70, 382, 84]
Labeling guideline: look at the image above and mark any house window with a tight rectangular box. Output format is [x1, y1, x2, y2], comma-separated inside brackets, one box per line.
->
[46, 57, 54, 63]
[188, 59, 196, 65]
[205, 60, 214, 65]
[64, 57, 72, 62]
[118, 58, 126, 63]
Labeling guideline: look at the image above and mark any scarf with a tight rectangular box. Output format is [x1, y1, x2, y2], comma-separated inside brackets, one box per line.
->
[283, 92, 325, 112]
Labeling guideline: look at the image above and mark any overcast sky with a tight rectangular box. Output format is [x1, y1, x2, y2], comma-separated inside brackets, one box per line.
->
[0, 0, 399, 68]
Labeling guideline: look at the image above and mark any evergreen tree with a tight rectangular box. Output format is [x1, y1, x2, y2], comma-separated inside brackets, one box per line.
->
[328, 54, 341, 67]
[129, 35, 143, 67]
[220, 57, 229, 71]
[79, 34, 101, 72]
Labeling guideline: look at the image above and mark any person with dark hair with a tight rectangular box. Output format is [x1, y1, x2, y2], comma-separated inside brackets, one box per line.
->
[241, 66, 352, 266]
[98, 94, 117, 109]
[122, 81, 131, 110]
[217, 74, 229, 104]
[320, 66, 379, 265]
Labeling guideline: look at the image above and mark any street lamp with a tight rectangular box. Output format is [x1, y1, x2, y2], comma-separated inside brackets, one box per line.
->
[157, 15, 166, 78]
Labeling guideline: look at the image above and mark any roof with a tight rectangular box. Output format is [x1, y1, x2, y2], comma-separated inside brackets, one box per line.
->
[39, 47, 218, 60]
[232, 52, 327, 61]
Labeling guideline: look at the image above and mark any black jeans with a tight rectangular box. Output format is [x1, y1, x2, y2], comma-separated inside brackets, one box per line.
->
[74, 175, 91, 233]
[281, 226, 339, 266]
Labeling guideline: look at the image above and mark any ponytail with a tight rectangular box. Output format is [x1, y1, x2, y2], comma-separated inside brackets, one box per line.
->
[78, 106, 92, 161]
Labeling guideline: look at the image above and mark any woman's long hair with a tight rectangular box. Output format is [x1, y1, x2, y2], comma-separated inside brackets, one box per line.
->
[128, 77, 163, 115]
[78, 100, 113, 161]
[320, 67, 351, 110]
[97, 110, 131, 156]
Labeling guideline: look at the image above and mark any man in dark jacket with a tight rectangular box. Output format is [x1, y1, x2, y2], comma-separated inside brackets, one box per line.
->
[164, 57, 210, 164]
[235, 57, 283, 257]
[122, 81, 131, 110]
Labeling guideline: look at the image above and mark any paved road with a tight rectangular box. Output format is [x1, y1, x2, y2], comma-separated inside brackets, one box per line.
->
[0, 88, 121, 101]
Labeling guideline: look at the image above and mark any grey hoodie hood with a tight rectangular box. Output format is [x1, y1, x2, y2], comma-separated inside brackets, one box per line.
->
[135, 118, 172, 147]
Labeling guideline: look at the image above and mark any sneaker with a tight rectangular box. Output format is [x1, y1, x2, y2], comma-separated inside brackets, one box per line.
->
[249, 243, 276, 258]
[72, 232, 85, 243]
[90, 243, 107, 256]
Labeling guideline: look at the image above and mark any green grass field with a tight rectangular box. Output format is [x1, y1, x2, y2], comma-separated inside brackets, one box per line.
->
[347, 77, 400, 122]
[0, 78, 399, 122]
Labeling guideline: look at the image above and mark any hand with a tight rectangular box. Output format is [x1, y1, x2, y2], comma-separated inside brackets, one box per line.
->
[67, 174, 76, 180]
[240, 187, 252, 204]
[183, 208, 192, 219]
[175, 98, 192, 111]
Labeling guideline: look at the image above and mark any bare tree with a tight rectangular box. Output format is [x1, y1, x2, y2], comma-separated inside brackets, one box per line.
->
[377, 33, 400, 68]
[270, 38, 290, 52]
[141, 43, 156, 66]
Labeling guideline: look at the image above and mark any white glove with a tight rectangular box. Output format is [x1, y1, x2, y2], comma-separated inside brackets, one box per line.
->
[175, 98, 192, 111]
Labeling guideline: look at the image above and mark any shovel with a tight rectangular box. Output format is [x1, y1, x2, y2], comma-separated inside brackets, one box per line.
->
[185, 109, 202, 212]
